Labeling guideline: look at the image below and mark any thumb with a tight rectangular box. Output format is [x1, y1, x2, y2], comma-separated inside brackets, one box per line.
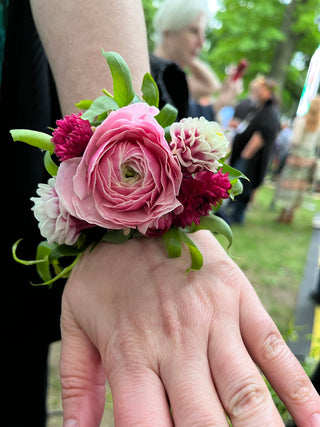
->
[60, 312, 106, 427]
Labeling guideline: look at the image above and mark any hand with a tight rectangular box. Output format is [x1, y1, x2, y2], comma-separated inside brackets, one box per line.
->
[60, 231, 320, 426]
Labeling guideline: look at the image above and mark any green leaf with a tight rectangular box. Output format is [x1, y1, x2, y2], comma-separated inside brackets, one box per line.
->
[185, 214, 233, 250]
[155, 103, 178, 128]
[178, 230, 203, 273]
[101, 50, 135, 107]
[10, 129, 54, 153]
[49, 244, 86, 261]
[141, 72, 159, 107]
[221, 162, 248, 181]
[81, 95, 119, 122]
[44, 151, 58, 176]
[32, 254, 82, 287]
[75, 99, 93, 110]
[101, 229, 133, 244]
[162, 227, 182, 258]
[229, 178, 243, 200]
[12, 239, 48, 266]
[35, 241, 56, 283]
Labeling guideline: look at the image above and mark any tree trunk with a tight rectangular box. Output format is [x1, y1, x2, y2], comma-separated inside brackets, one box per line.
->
[269, 0, 301, 91]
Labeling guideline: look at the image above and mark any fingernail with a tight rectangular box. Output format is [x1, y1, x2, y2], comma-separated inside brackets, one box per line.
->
[311, 413, 320, 427]
[63, 420, 79, 427]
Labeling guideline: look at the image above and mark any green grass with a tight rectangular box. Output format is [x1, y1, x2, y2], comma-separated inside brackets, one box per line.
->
[218, 183, 320, 334]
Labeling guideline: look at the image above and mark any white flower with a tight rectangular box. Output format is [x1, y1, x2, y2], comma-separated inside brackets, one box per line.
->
[170, 117, 229, 173]
[31, 178, 85, 245]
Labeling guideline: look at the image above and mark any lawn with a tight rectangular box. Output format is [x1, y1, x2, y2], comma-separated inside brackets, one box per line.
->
[47, 182, 320, 425]
[218, 182, 320, 334]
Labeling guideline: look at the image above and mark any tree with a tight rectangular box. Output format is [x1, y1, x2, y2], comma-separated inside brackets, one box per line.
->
[204, 0, 320, 114]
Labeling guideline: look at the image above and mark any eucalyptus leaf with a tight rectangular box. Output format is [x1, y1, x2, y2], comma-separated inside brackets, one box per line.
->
[44, 151, 58, 176]
[155, 103, 178, 128]
[162, 227, 182, 258]
[102, 50, 135, 107]
[141, 72, 159, 107]
[10, 129, 54, 153]
[81, 95, 119, 122]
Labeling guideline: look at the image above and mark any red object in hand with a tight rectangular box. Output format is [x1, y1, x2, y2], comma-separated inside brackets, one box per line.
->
[231, 59, 248, 81]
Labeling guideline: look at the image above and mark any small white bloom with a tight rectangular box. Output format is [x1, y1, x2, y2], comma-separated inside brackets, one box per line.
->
[31, 178, 84, 245]
[170, 117, 229, 173]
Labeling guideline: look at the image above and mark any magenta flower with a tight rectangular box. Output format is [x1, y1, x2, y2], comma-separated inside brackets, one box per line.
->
[144, 213, 173, 237]
[52, 113, 93, 161]
[173, 170, 232, 228]
[170, 117, 229, 174]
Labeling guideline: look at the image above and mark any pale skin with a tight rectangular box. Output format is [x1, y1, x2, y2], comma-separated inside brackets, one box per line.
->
[153, 13, 241, 112]
[154, 14, 221, 101]
[30, 1, 320, 426]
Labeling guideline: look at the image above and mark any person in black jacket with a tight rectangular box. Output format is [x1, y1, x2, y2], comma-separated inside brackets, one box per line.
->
[226, 77, 280, 224]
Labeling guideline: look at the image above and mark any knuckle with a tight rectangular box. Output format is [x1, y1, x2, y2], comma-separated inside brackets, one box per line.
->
[60, 375, 90, 400]
[227, 381, 269, 418]
[260, 332, 286, 361]
[286, 378, 313, 403]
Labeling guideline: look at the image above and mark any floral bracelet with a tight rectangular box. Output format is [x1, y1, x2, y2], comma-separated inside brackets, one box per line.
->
[11, 50, 244, 286]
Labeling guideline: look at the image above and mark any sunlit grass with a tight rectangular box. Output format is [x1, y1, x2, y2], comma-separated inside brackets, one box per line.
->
[218, 183, 320, 334]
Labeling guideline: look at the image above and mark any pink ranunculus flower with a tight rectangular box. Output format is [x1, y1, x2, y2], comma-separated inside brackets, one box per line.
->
[170, 116, 229, 174]
[31, 178, 90, 245]
[55, 103, 183, 235]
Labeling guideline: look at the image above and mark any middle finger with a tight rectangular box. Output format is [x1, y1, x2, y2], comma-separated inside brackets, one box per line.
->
[161, 340, 229, 427]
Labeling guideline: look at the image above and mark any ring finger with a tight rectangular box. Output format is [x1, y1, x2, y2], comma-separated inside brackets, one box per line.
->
[208, 321, 284, 426]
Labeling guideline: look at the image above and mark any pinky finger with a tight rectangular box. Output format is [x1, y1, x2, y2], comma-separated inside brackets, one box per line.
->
[240, 288, 320, 426]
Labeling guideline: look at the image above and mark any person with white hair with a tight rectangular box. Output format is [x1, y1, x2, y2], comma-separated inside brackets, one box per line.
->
[152, 0, 241, 120]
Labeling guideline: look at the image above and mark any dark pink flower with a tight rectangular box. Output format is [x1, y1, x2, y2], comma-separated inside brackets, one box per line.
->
[52, 113, 93, 161]
[144, 213, 173, 237]
[173, 170, 232, 228]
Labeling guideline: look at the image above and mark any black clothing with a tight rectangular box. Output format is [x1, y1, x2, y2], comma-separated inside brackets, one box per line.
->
[1, 7, 215, 425]
[224, 99, 280, 224]
[2, 1, 63, 425]
[233, 97, 257, 121]
[150, 53, 216, 122]
[230, 99, 280, 190]
[150, 54, 189, 121]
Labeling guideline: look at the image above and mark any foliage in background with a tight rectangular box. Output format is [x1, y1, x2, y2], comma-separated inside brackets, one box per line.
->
[142, 0, 320, 116]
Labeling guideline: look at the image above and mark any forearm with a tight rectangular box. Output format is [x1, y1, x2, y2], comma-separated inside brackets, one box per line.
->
[187, 58, 221, 101]
[30, 0, 150, 115]
[241, 132, 264, 159]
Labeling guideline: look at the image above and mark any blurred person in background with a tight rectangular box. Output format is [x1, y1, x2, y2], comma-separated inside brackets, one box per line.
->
[151, 0, 242, 122]
[274, 96, 320, 224]
[224, 77, 280, 224]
